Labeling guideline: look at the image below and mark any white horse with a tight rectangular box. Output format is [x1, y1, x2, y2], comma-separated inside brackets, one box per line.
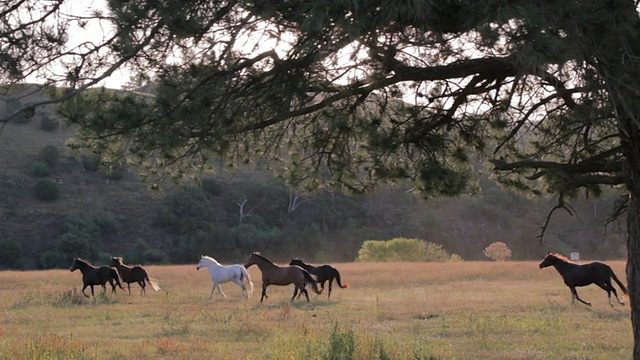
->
[196, 255, 254, 299]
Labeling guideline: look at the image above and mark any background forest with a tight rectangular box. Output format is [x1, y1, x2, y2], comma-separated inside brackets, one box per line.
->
[0, 87, 627, 270]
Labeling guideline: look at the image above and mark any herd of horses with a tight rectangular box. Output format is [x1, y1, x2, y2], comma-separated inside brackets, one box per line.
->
[70, 252, 627, 307]
[70, 252, 349, 302]
[69, 256, 161, 298]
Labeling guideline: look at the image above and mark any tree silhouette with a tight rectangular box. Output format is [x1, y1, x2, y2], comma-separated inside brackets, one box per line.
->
[4, 1, 640, 354]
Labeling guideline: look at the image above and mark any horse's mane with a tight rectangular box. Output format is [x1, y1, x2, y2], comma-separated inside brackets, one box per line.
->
[549, 252, 574, 264]
[252, 252, 275, 265]
[202, 255, 220, 265]
[75, 258, 94, 266]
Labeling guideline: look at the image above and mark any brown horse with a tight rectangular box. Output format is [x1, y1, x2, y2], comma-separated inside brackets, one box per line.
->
[70, 258, 124, 297]
[244, 252, 322, 302]
[539, 253, 628, 306]
[109, 257, 160, 295]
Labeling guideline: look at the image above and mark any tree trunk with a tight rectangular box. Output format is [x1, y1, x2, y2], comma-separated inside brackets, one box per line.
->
[628, 195, 640, 358]
[617, 90, 640, 359]
[616, 72, 640, 360]
[618, 88, 640, 358]
[589, 2, 640, 355]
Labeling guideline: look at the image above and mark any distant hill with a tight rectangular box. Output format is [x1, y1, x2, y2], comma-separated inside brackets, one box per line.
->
[0, 85, 628, 269]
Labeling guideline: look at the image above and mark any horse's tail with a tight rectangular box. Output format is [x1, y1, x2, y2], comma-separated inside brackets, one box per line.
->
[144, 270, 160, 291]
[334, 269, 350, 289]
[240, 266, 254, 298]
[610, 267, 628, 295]
[302, 269, 322, 294]
[111, 268, 124, 289]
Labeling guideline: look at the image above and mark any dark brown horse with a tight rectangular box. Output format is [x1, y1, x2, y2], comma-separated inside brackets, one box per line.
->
[244, 252, 322, 302]
[70, 258, 124, 297]
[539, 253, 628, 306]
[109, 257, 160, 295]
[289, 258, 349, 299]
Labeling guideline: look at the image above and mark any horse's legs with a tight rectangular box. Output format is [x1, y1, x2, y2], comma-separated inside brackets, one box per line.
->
[605, 279, 624, 305]
[300, 285, 310, 302]
[571, 287, 591, 306]
[596, 280, 620, 306]
[232, 278, 248, 298]
[260, 284, 269, 303]
[126, 282, 131, 295]
[327, 279, 334, 299]
[81, 284, 90, 298]
[209, 282, 216, 299]
[296, 284, 305, 299]
[217, 283, 227, 298]
[138, 281, 146, 295]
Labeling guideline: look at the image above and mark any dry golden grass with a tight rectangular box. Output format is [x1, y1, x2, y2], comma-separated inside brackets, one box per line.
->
[0, 260, 632, 359]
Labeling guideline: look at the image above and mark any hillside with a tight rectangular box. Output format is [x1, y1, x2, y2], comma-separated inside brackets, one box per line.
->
[0, 86, 170, 268]
[0, 87, 628, 269]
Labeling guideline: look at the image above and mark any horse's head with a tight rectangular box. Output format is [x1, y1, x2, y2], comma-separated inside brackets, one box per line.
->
[69, 258, 83, 272]
[539, 253, 558, 269]
[289, 258, 304, 267]
[109, 257, 124, 267]
[196, 255, 207, 271]
[244, 253, 260, 269]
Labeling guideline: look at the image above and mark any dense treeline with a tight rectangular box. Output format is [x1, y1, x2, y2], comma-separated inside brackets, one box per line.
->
[0, 162, 626, 270]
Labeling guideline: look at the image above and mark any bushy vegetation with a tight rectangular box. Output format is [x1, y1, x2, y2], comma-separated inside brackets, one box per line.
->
[5, 99, 31, 124]
[123, 238, 170, 264]
[40, 145, 59, 167]
[39, 114, 59, 132]
[483, 242, 513, 261]
[29, 161, 50, 177]
[81, 154, 100, 171]
[356, 238, 462, 262]
[0, 239, 21, 269]
[0, 118, 627, 268]
[34, 179, 59, 201]
[39, 214, 106, 268]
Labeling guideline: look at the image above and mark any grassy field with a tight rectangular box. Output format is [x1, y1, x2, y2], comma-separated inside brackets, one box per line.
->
[0, 260, 632, 359]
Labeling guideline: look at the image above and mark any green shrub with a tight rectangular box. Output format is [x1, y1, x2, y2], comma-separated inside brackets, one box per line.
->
[201, 177, 223, 196]
[30, 162, 51, 177]
[38, 250, 66, 269]
[356, 238, 462, 262]
[125, 238, 169, 264]
[92, 211, 119, 236]
[0, 239, 21, 269]
[39, 145, 59, 168]
[157, 185, 213, 233]
[6, 99, 31, 124]
[34, 179, 59, 201]
[323, 324, 355, 360]
[81, 155, 100, 171]
[39, 115, 60, 132]
[39, 214, 104, 268]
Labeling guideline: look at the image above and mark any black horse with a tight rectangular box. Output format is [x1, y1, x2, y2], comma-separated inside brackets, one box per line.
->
[70, 258, 124, 297]
[539, 253, 628, 306]
[110, 257, 160, 295]
[289, 258, 349, 299]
